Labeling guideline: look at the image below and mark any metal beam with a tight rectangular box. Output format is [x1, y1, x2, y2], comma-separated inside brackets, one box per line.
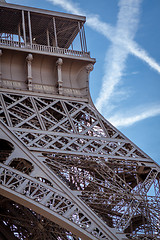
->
[28, 11, 32, 46]
[22, 10, 26, 45]
[53, 17, 58, 47]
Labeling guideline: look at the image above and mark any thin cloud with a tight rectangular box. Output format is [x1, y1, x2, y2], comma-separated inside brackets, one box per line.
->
[108, 105, 160, 128]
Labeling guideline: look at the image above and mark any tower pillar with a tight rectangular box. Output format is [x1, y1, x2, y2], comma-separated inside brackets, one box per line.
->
[0, 1, 159, 240]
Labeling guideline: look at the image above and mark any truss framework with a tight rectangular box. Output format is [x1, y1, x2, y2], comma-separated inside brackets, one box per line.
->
[0, 91, 160, 240]
[0, 120, 124, 240]
[0, 195, 79, 240]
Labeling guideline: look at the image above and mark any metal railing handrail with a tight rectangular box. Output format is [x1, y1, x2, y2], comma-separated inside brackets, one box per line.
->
[0, 38, 90, 58]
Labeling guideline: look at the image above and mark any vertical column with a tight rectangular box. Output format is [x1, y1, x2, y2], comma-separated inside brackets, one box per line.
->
[71, 43, 73, 50]
[78, 22, 83, 52]
[22, 10, 26, 46]
[56, 58, 63, 95]
[82, 25, 87, 52]
[18, 23, 21, 45]
[47, 28, 50, 46]
[28, 11, 32, 46]
[53, 17, 58, 47]
[26, 54, 33, 91]
[0, 50, 2, 87]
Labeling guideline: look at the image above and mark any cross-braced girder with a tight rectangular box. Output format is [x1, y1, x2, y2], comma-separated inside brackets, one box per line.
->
[0, 92, 154, 160]
[0, 91, 160, 240]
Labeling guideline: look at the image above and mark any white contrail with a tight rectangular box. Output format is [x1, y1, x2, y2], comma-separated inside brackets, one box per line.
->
[127, 41, 160, 73]
[47, 0, 160, 75]
[46, 0, 160, 126]
[95, 46, 128, 113]
[95, 0, 142, 112]
[108, 105, 160, 128]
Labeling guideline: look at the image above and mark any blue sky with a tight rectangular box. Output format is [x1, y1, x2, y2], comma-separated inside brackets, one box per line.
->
[6, 0, 160, 164]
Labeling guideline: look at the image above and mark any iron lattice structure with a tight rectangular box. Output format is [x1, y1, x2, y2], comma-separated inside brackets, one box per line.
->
[0, 1, 160, 240]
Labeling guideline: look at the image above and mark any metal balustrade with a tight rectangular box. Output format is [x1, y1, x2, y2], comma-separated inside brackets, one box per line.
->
[0, 38, 90, 58]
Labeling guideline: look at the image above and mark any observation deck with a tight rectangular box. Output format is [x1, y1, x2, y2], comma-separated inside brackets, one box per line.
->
[0, 2, 94, 61]
[0, 2, 95, 100]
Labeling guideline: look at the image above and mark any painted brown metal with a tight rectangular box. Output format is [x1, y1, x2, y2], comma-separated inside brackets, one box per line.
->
[0, 2, 159, 240]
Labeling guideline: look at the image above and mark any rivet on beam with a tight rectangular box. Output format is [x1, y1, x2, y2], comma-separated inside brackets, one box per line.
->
[56, 58, 63, 95]
[26, 54, 33, 91]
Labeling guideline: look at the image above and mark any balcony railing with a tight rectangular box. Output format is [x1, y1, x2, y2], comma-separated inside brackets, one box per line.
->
[0, 39, 90, 58]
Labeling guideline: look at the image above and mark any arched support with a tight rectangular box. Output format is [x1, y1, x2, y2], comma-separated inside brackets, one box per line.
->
[0, 121, 125, 240]
[0, 163, 108, 240]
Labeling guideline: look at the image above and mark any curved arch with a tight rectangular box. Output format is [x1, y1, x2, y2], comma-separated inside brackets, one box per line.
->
[0, 163, 110, 240]
[0, 139, 14, 163]
[0, 195, 79, 240]
[9, 158, 34, 175]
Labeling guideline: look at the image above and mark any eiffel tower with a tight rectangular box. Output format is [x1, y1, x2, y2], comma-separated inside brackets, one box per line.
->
[0, 1, 160, 240]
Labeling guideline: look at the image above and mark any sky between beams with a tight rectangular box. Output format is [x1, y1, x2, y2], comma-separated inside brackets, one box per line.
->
[4, 0, 160, 164]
